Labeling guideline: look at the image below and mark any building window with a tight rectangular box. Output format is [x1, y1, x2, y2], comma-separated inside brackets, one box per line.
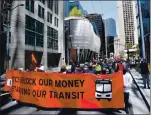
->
[39, 0, 45, 4]
[53, 29, 58, 50]
[26, 0, 34, 13]
[48, 0, 53, 11]
[25, 15, 44, 47]
[47, 26, 58, 50]
[47, 12, 52, 23]
[54, 17, 58, 27]
[25, 30, 35, 46]
[54, 0, 58, 15]
[38, 5, 44, 19]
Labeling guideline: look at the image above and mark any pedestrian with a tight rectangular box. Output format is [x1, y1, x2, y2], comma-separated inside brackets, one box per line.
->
[95, 62, 102, 74]
[123, 60, 129, 71]
[38, 65, 45, 72]
[62, 58, 66, 67]
[115, 60, 124, 72]
[123, 69, 133, 114]
[87, 65, 94, 73]
[29, 63, 35, 72]
[69, 60, 75, 73]
[140, 59, 150, 89]
[60, 66, 66, 74]
[102, 68, 107, 75]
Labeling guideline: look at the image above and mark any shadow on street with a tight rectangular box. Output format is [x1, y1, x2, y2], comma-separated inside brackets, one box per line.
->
[58, 108, 123, 115]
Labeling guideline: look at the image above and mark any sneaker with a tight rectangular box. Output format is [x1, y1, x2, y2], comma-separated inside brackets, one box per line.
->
[125, 109, 129, 114]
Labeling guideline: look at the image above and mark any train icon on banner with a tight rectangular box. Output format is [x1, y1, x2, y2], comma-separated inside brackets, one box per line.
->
[95, 79, 112, 101]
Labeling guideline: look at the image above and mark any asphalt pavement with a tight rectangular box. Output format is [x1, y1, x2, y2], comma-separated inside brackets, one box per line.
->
[0, 68, 150, 114]
[1, 102, 127, 115]
[129, 69, 150, 114]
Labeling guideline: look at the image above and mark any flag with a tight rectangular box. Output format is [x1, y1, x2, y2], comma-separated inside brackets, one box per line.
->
[31, 53, 37, 64]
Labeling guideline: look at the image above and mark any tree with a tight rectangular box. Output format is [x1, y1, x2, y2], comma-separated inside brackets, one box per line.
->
[69, 6, 82, 17]
[119, 51, 125, 59]
[119, 53, 124, 59]
[135, 44, 140, 58]
[125, 43, 132, 50]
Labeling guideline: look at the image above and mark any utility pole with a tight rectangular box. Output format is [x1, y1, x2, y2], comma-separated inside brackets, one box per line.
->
[138, 0, 145, 59]
[6, 10, 10, 70]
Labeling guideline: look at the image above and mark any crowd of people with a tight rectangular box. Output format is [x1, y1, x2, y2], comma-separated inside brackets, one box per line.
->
[60, 59, 128, 75]
[59, 58, 150, 114]
[4, 57, 150, 114]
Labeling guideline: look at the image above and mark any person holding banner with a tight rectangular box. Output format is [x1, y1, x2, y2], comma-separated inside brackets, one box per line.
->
[115, 60, 124, 72]
[60, 66, 66, 74]
[123, 69, 133, 114]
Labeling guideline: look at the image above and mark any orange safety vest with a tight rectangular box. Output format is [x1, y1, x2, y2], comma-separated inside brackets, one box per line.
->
[118, 63, 124, 72]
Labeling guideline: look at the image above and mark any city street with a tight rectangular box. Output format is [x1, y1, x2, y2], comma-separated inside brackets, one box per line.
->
[0, 0, 150, 114]
[0, 69, 150, 115]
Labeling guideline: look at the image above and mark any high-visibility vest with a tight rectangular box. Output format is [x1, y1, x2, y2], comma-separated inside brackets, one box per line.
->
[95, 65, 101, 71]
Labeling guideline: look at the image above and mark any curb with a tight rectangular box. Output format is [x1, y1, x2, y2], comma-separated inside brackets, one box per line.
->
[129, 70, 150, 112]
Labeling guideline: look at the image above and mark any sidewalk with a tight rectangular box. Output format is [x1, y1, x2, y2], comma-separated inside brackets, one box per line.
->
[129, 68, 150, 114]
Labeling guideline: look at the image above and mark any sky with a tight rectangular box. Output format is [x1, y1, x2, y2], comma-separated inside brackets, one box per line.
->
[80, 1, 119, 33]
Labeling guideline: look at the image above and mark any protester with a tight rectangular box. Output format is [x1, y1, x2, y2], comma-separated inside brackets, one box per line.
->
[115, 60, 124, 72]
[60, 66, 66, 74]
[69, 60, 75, 73]
[95, 62, 102, 74]
[102, 68, 107, 74]
[87, 65, 94, 73]
[123, 69, 133, 114]
[140, 59, 150, 88]
[123, 60, 129, 71]
[38, 65, 45, 72]
[29, 63, 35, 71]
[62, 58, 66, 67]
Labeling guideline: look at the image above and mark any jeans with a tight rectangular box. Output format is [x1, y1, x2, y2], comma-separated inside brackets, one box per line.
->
[124, 92, 130, 113]
[142, 74, 150, 87]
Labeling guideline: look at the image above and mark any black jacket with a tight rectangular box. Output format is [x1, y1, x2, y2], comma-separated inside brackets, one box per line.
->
[140, 62, 149, 74]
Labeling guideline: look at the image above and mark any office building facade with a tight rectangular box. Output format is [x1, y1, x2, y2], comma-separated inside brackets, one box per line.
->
[85, 14, 105, 58]
[117, 1, 138, 51]
[136, 0, 150, 62]
[7, 0, 65, 70]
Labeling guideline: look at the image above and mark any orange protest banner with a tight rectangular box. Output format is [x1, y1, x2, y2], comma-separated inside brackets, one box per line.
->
[4, 71, 124, 109]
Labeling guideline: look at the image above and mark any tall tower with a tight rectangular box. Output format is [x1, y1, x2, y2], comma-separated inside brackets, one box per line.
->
[85, 14, 105, 58]
[117, 1, 138, 51]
